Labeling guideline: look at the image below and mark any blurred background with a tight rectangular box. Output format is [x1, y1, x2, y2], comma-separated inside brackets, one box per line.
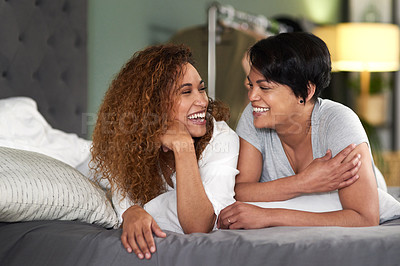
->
[87, 0, 399, 187]
[88, 0, 344, 131]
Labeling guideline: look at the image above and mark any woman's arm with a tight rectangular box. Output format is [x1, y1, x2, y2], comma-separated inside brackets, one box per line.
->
[174, 141, 216, 233]
[219, 143, 379, 228]
[161, 121, 215, 233]
[235, 138, 362, 202]
[335, 142, 379, 225]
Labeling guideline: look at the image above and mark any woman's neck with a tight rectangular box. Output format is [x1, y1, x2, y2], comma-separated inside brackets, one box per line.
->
[277, 102, 314, 173]
[276, 102, 314, 149]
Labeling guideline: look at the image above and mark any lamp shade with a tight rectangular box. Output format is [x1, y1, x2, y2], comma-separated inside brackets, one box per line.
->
[313, 23, 400, 72]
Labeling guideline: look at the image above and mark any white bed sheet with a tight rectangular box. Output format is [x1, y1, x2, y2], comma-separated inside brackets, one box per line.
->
[0, 97, 91, 168]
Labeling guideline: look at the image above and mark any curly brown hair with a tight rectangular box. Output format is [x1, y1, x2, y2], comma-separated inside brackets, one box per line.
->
[91, 44, 230, 206]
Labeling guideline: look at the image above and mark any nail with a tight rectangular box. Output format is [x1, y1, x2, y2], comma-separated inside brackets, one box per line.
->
[138, 253, 144, 259]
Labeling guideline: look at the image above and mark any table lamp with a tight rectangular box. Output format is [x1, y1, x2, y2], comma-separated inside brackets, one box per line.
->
[313, 23, 400, 125]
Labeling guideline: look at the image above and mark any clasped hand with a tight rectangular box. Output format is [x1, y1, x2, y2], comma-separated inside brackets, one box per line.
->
[299, 143, 362, 193]
[217, 201, 268, 229]
[159, 120, 193, 153]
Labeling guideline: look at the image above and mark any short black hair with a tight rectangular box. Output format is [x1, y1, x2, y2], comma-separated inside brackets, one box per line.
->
[248, 32, 332, 103]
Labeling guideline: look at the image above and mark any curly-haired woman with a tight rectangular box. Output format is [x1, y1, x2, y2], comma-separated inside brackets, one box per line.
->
[90, 44, 239, 260]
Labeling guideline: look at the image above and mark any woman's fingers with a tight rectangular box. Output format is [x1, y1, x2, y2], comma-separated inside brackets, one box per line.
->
[337, 174, 360, 190]
[121, 230, 145, 259]
[301, 144, 362, 193]
[121, 231, 133, 253]
[151, 222, 167, 239]
[337, 153, 361, 175]
[131, 238, 145, 259]
[223, 203, 267, 230]
[332, 143, 356, 163]
[120, 206, 165, 260]
[336, 154, 361, 183]
[219, 216, 233, 229]
[135, 231, 152, 259]
[142, 225, 157, 255]
[350, 160, 362, 176]
[122, 224, 165, 260]
[337, 160, 362, 189]
[345, 154, 362, 174]
[217, 202, 239, 229]
[320, 149, 332, 161]
[217, 216, 229, 229]
[228, 219, 242, 230]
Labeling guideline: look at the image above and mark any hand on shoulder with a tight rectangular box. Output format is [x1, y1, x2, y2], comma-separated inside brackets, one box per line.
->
[298, 144, 361, 194]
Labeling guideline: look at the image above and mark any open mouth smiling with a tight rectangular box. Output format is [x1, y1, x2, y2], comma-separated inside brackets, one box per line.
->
[252, 107, 270, 113]
[187, 111, 206, 123]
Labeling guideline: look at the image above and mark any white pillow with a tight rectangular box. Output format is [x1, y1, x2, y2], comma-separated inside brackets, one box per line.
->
[247, 188, 400, 224]
[0, 146, 118, 228]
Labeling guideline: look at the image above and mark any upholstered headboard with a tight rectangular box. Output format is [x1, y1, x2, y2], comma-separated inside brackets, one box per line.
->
[0, 0, 88, 138]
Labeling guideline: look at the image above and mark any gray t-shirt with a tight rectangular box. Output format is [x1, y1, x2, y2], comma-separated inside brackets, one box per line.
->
[236, 98, 370, 183]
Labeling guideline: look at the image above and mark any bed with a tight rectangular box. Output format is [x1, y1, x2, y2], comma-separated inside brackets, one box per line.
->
[1, 219, 400, 266]
[1, 1, 400, 266]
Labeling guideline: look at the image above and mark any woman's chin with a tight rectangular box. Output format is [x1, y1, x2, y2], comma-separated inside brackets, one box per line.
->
[253, 121, 264, 129]
[188, 126, 207, 138]
[253, 120, 272, 129]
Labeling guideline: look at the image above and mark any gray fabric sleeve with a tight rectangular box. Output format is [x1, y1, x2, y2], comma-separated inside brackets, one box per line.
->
[235, 103, 263, 153]
[318, 104, 369, 157]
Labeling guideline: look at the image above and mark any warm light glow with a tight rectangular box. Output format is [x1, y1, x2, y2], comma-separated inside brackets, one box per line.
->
[313, 25, 339, 70]
[314, 23, 400, 126]
[313, 23, 400, 72]
[304, 0, 341, 24]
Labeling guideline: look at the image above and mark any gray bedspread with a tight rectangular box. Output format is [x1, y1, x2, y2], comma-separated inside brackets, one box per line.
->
[1, 219, 400, 266]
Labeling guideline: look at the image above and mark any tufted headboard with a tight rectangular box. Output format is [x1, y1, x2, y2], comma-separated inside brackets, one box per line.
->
[0, 0, 88, 138]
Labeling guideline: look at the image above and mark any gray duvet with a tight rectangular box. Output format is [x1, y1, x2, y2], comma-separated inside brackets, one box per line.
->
[1, 219, 400, 266]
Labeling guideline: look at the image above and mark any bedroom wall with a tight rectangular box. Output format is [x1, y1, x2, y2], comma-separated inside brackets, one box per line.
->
[86, 0, 343, 136]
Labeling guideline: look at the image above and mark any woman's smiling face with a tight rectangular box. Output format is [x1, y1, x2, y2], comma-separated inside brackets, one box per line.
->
[247, 67, 300, 130]
[174, 63, 208, 137]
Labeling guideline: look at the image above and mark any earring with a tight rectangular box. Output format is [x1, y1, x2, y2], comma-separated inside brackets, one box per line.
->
[300, 100, 304, 104]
